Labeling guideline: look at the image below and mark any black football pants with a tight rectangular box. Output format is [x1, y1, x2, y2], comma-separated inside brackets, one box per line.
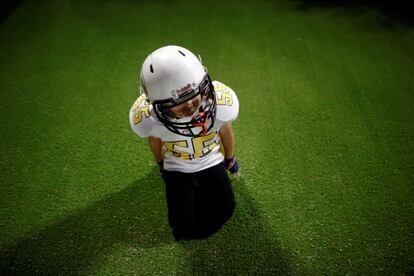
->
[163, 163, 235, 240]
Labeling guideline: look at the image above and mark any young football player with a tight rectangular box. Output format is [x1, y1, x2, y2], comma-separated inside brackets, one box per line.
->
[129, 45, 240, 240]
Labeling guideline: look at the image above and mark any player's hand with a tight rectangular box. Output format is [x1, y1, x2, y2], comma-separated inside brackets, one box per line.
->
[224, 156, 240, 177]
[157, 160, 166, 177]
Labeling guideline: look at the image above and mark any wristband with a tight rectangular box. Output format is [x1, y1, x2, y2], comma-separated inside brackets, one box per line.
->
[224, 156, 240, 174]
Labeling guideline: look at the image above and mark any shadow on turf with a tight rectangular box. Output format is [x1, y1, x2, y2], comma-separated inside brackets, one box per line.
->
[180, 177, 291, 274]
[0, 170, 291, 274]
[0, 0, 24, 24]
[0, 168, 172, 275]
[291, 0, 414, 27]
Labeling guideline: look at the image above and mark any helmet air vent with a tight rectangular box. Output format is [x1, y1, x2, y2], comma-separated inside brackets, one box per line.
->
[178, 50, 186, 56]
[150, 64, 154, 73]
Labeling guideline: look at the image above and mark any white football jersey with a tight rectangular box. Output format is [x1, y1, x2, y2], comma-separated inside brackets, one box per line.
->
[129, 81, 239, 173]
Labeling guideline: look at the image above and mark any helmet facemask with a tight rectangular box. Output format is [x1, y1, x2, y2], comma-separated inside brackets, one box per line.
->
[151, 74, 216, 137]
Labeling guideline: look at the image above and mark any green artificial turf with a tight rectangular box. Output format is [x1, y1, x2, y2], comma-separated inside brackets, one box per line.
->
[1, 0, 413, 274]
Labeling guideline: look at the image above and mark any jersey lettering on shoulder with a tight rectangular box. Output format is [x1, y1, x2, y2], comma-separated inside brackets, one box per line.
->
[213, 81, 239, 130]
[129, 95, 164, 138]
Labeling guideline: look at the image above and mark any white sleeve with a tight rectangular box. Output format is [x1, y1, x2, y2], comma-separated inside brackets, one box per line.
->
[213, 81, 239, 129]
[129, 96, 163, 138]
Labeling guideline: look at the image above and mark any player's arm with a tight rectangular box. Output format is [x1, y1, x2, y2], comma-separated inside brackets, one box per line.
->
[219, 123, 240, 176]
[148, 136, 165, 175]
[148, 136, 164, 162]
[219, 123, 235, 159]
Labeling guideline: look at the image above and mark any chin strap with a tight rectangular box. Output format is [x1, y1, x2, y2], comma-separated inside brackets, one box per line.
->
[192, 112, 208, 136]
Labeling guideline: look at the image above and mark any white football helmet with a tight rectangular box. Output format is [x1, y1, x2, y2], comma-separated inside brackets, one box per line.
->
[139, 45, 216, 137]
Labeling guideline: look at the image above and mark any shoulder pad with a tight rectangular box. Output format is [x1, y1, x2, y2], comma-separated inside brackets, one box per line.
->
[129, 95, 163, 138]
[213, 81, 239, 124]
